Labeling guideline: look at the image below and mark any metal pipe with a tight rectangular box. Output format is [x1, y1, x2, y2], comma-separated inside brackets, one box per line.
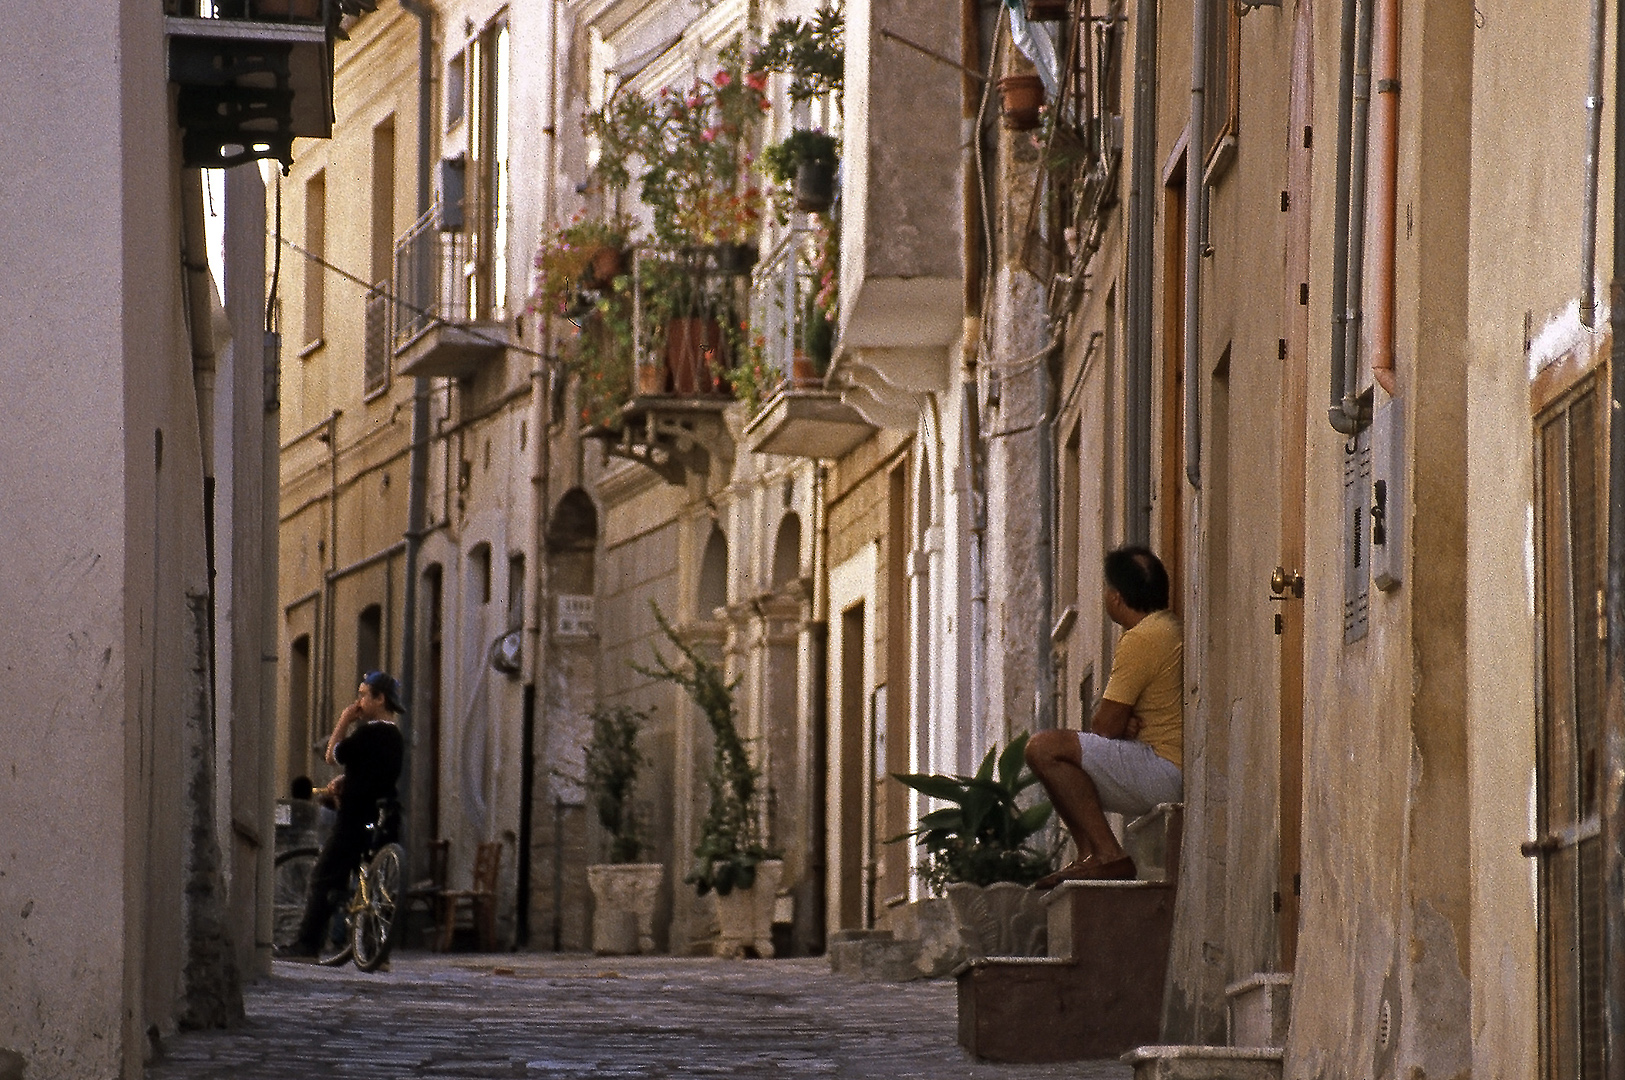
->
[1183, 0, 1206, 489]
[1125, 0, 1157, 542]
[1368, 0, 1398, 396]
[1340, 0, 1375, 424]
[1604, 1, 1625, 1072]
[1582, 0, 1605, 328]
[399, 0, 434, 850]
[1328, 0, 1360, 433]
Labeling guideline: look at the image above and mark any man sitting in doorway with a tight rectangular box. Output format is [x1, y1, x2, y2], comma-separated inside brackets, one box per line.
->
[1026, 545, 1183, 886]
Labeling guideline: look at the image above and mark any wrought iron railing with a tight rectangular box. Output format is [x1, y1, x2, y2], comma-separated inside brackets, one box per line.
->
[392, 205, 478, 351]
[363, 284, 390, 396]
[749, 227, 826, 393]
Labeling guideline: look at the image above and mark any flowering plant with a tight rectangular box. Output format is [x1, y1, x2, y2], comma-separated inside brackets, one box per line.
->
[587, 39, 771, 247]
[528, 214, 632, 320]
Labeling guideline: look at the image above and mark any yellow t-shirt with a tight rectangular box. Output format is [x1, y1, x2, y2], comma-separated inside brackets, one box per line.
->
[1102, 609, 1184, 770]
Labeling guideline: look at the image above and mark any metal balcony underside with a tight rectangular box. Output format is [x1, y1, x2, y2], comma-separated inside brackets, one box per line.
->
[166, 14, 333, 169]
[395, 320, 509, 379]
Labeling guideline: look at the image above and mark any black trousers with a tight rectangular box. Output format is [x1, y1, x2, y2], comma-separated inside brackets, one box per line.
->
[294, 818, 370, 951]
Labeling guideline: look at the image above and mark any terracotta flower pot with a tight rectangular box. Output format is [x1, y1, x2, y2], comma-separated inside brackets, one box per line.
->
[664, 317, 724, 395]
[997, 74, 1045, 131]
[582, 246, 625, 291]
[636, 359, 665, 396]
[791, 352, 821, 387]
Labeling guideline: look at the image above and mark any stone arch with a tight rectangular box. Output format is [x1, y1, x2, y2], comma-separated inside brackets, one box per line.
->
[697, 524, 728, 616]
[771, 512, 802, 590]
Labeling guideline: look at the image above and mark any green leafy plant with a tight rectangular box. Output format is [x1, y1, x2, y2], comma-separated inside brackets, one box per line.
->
[586, 39, 770, 247]
[584, 704, 652, 863]
[750, 2, 845, 105]
[635, 603, 775, 896]
[891, 733, 1055, 891]
[760, 129, 838, 186]
[528, 214, 632, 320]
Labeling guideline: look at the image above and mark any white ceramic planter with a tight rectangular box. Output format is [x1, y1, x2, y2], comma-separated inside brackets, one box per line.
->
[586, 862, 665, 955]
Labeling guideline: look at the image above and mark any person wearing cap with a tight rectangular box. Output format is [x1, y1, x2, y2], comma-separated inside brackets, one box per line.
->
[280, 670, 406, 960]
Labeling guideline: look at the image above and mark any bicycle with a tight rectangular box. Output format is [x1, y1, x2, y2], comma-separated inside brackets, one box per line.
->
[271, 800, 405, 972]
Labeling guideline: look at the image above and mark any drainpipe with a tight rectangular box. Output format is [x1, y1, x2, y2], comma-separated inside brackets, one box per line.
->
[400, 0, 434, 843]
[1340, 0, 1375, 417]
[181, 170, 220, 735]
[1603, 0, 1625, 1068]
[1183, 0, 1206, 489]
[1367, 0, 1398, 396]
[1328, 0, 1371, 433]
[962, 320, 987, 756]
[1124, 0, 1157, 542]
[1581, 0, 1605, 328]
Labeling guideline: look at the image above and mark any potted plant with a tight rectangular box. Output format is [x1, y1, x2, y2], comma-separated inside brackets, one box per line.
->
[582, 704, 666, 955]
[749, 3, 845, 107]
[586, 40, 769, 253]
[636, 603, 781, 957]
[762, 129, 839, 214]
[997, 74, 1046, 131]
[528, 214, 632, 322]
[891, 733, 1055, 958]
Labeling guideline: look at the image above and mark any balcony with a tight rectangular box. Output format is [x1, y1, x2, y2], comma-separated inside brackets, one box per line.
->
[743, 229, 875, 460]
[392, 207, 510, 380]
[824, 0, 965, 425]
[166, 1, 335, 169]
[584, 246, 752, 485]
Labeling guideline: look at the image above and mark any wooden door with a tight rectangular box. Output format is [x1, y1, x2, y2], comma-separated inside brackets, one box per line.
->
[1275, 0, 1314, 972]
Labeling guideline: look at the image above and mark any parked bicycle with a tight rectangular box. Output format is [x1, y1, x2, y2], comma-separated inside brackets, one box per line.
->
[272, 800, 405, 972]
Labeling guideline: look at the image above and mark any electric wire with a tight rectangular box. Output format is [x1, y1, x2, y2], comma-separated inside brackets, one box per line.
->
[273, 232, 550, 360]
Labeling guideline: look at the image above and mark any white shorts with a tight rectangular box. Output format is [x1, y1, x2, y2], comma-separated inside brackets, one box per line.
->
[1075, 732, 1183, 817]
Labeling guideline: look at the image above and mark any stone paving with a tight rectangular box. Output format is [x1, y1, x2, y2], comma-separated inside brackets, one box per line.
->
[146, 952, 1134, 1079]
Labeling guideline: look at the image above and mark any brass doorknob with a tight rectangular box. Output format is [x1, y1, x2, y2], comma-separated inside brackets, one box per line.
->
[1270, 567, 1305, 598]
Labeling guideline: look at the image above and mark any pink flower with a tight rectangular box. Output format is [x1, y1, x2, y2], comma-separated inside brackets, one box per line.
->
[687, 95, 702, 108]
[714, 69, 732, 88]
[745, 71, 768, 92]
[701, 127, 718, 142]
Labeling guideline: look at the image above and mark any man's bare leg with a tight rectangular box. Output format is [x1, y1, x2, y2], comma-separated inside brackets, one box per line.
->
[1025, 730, 1131, 876]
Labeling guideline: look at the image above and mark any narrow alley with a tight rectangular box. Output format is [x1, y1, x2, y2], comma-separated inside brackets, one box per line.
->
[144, 955, 1132, 1079]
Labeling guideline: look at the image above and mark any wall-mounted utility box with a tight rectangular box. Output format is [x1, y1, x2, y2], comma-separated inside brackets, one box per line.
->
[1371, 398, 1405, 592]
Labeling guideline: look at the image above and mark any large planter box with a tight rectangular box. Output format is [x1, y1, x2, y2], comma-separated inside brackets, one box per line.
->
[712, 859, 784, 958]
[586, 863, 665, 955]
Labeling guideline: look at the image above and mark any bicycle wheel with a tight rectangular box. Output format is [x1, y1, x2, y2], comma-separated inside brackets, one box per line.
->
[272, 847, 319, 952]
[352, 843, 405, 972]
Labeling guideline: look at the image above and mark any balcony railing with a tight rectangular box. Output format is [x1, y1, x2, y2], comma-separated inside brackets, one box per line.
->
[749, 227, 825, 395]
[390, 205, 508, 378]
[363, 284, 390, 397]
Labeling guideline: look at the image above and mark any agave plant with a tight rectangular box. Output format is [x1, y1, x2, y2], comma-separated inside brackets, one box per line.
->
[892, 733, 1055, 891]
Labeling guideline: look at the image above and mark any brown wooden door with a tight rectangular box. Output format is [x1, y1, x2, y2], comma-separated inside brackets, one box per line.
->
[1275, 0, 1314, 973]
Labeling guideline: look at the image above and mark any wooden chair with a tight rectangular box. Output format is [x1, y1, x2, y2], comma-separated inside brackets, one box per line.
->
[437, 840, 501, 951]
[403, 838, 450, 948]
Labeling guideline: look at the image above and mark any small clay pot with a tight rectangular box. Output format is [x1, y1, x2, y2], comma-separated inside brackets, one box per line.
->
[997, 74, 1045, 131]
[582, 246, 626, 290]
[636, 360, 665, 396]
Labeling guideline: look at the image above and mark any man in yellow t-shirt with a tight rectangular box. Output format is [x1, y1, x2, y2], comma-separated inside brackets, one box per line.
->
[1026, 546, 1183, 886]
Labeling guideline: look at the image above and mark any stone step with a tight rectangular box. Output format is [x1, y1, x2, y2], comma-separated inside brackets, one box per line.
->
[827, 929, 924, 982]
[1124, 1046, 1284, 1080]
[955, 880, 1175, 1062]
[1226, 973, 1292, 1048]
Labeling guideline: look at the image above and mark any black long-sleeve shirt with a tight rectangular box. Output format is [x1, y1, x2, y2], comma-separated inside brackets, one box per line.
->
[334, 719, 404, 827]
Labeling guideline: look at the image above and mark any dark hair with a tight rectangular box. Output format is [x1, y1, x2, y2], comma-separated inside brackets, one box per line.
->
[1103, 546, 1170, 613]
[362, 670, 404, 714]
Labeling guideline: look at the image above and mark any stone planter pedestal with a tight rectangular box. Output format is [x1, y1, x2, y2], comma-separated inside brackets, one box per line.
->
[586, 863, 665, 955]
[712, 859, 784, 958]
[945, 881, 1048, 958]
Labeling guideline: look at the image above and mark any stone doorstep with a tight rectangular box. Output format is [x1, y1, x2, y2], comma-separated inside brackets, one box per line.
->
[827, 929, 924, 982]
[951, 955, 1070, 979]
[1225, 973, 1293, 1049]
[1123, 1045, 1285, 1080]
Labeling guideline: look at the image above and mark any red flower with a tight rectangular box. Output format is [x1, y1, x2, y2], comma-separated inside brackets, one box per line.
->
[744, 71, 768, 92]
[714, 69, 732, 87]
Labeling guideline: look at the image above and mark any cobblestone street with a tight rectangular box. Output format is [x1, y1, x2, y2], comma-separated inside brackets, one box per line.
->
[146, 953, 1133, 1079]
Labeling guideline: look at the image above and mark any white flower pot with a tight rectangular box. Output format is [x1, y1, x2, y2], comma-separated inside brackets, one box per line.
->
[712, 859, 784, 958]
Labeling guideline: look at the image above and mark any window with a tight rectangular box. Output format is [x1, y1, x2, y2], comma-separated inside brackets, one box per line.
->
[697, 526, 728, 617]
[357, 604, 383, 679]
[507, 553, 525, 631]
[469, 542, 492, 604]
[1203, 0, 1240, 167]
[303, 170, 326, 347]
[445, 51, 466, 131]
[365, 118, 395, 398]
[1535, 373, 1606, 1080]
[289, 634, 311, 778]
[466, 19, 511, 318]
